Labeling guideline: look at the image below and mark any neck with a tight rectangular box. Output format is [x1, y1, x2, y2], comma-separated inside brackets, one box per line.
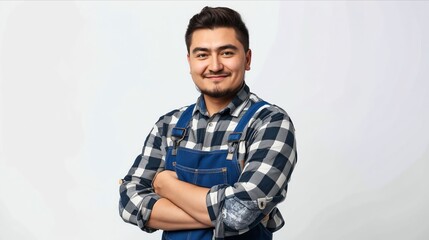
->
[203, 95, 233, 116]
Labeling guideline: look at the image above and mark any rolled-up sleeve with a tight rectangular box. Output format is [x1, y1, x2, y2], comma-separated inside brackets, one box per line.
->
[206, 109, 297, 238]
[119, 120, 166, 232]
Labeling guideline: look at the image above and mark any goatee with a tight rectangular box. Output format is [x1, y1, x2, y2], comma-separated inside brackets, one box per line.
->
[196, 82, 244, 99]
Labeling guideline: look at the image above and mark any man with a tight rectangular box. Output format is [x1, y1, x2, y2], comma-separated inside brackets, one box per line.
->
[119, 6, 297, 240]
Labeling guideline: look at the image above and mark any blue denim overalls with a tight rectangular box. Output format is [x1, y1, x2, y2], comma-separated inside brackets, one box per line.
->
[162, 101, 272, 240]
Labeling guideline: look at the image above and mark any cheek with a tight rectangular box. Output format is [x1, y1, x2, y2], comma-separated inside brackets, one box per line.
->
[190, 61, 206, 74]
[226, 59, 246, 72]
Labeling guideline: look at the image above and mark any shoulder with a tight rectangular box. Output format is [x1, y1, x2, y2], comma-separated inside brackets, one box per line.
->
[153, 104, 194, 132]
[249, 94, 295, 131]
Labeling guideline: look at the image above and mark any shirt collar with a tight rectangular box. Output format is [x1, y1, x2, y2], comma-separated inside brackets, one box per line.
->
[194, 83, 251, 118]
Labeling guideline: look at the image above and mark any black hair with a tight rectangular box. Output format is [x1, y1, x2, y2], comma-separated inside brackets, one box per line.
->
[185, 6, 249, 53]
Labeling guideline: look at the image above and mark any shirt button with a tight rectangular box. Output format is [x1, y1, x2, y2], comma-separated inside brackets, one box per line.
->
[208, 123, 213, 127]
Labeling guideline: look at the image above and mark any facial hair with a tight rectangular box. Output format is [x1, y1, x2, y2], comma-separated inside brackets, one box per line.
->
[196, 80, 244, 99]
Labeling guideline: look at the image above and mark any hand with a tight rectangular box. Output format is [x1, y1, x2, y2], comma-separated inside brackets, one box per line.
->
[153, 170, 178, 196]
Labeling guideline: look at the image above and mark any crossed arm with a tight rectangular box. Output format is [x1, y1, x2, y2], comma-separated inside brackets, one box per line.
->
[119, 108, 297, 235]
[146, 170, 213, 230]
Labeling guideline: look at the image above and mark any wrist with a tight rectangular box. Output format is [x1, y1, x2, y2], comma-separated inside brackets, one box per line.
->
[152, 171, 159, 190]
[152, 171, 164, 194]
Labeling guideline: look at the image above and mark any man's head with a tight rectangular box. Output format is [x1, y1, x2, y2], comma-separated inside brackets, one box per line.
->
[186, 7, 252, 102]
[185, 6, 249, 53]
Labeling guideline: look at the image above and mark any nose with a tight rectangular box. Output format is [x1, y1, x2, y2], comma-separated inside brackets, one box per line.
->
[209, 56, 224, 73]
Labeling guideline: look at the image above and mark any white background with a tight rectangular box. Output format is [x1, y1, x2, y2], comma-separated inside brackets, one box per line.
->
[1, 1, 428, 239]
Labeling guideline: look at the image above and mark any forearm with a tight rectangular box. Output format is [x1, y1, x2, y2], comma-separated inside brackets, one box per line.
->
[147, 198, 212, 231]
[119, 177, 160, 232]
[154, 171, 213, 226]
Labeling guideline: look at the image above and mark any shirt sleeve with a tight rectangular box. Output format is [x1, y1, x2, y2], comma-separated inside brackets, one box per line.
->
[118, 119, 167, 233]
[206, 107, 298, 238]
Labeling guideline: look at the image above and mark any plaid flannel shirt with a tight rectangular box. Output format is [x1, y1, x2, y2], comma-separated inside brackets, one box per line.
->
[119, 84, 297, 238]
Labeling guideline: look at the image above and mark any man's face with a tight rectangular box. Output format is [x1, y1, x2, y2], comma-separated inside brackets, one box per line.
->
[187, 27, 251, 100]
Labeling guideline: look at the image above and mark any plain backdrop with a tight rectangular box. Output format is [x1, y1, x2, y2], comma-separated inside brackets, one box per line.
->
[1, 1, 428, 239]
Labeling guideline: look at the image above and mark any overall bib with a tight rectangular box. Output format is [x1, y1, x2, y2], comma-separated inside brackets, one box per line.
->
[161, 101, 273, 240]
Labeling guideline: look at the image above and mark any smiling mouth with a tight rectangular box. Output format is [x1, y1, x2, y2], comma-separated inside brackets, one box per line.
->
[204, 73, 230, 80]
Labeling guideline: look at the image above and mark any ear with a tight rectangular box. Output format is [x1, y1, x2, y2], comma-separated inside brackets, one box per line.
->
[245, 49, 252, 71]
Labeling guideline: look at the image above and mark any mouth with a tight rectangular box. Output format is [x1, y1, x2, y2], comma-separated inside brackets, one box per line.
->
[204, 73, 231, 81]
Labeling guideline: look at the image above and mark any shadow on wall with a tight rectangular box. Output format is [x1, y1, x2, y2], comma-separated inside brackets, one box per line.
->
[0, 202, 35, 239]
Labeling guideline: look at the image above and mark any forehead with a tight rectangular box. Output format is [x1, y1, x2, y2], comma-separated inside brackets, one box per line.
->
[190, 27, 243, 50]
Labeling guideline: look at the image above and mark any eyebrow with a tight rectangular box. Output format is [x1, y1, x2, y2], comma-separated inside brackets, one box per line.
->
[191, 44, 239, 54]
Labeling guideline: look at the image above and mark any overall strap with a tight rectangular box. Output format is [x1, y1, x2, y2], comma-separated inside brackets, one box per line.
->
[171, 104, 195, 155]
[228, 100, 268, 143]
[226, 100, 268, 160]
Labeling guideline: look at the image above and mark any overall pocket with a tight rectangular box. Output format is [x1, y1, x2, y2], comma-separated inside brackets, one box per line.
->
[175, 163, 228, 188]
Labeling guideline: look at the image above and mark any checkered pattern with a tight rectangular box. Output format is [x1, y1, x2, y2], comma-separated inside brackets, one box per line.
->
[119, 84, 297, 238]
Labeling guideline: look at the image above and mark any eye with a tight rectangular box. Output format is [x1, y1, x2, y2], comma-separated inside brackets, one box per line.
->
[221, 51, 234, 57]
[196, 53, 208, 59]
